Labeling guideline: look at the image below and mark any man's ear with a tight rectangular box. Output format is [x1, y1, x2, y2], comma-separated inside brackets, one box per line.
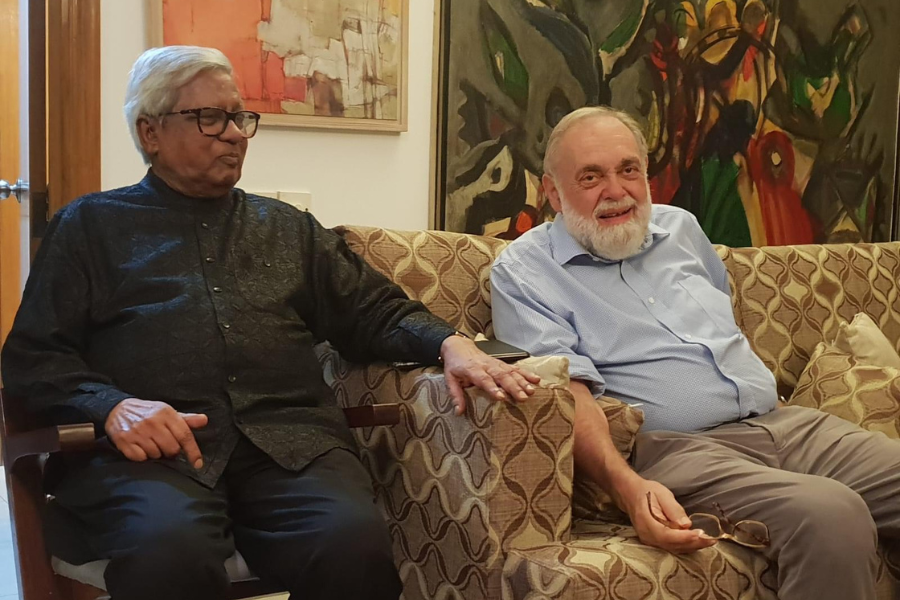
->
[543, 173, 562, 213]
[136, 116, 160, 158]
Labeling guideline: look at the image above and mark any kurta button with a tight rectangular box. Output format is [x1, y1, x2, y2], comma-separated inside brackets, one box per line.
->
[264, 260, 271, 267]
[205, 257, 215, 263]
[222, 323, 231, 329]
[201, 222, 209, 229]
[685, 334, 693, 340]
[213, 286, 222, 293]
[648, 297, 656, 304]
[228, 375, 237, 383]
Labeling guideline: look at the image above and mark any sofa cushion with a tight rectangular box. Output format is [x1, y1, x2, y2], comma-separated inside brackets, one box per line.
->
[338, 226, 510, 336]
[502, 519, 779, 600]
[503, 519, 900, 600]
[789, 341, 900, 439]
[834, 313, 900, 369]
[725, 243, 900, 392]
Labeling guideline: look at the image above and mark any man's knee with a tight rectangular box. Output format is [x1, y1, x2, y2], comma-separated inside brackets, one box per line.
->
[780, 478, 877, 557]
[105, 527, 232, 600]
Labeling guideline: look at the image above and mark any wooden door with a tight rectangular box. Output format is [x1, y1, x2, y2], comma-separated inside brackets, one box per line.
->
[0, 0, 25, 347]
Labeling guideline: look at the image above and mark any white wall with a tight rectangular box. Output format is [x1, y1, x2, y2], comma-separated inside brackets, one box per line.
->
[101, 0, 437, 230]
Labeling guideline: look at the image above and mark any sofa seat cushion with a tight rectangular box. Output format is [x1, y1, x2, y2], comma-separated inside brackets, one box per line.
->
[51, 551, 257, 590]
[790, 341, 900, 439]
[503, 520, 900, 600]
[502, 519, 778, 600]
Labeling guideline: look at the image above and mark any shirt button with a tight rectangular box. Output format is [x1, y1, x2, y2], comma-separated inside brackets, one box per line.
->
[264, 260, 271, 267]
[201, 222, 209, 229]
[648, 297, 655, 304]
[228, 375, 237, 383]
[205, 257, 215, 263]
[212, 286, 223, 293]
[685, 334, 693, 340]
[222, 323, 231, 329]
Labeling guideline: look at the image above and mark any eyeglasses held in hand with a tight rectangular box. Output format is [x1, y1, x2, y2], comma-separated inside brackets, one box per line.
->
[162, 107, 261, 138]
[646, 492, 770, 549]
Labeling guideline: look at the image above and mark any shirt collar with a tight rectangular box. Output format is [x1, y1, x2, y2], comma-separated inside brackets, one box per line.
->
[548, 212, 669, 265]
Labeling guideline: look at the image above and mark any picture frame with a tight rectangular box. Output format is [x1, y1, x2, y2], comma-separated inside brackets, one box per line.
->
[432, 0, 900, 245]
[146, 0, 409, 133]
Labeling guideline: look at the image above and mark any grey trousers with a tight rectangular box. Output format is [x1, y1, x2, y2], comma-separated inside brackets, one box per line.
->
[632, 406, 900, 600]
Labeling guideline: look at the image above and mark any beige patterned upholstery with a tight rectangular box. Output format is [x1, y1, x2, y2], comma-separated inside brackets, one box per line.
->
[330, 226, 900, 600]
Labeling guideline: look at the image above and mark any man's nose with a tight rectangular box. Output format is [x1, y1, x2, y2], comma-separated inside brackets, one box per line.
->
[604, 175, 627, 200]
[218, 118, 244, 142]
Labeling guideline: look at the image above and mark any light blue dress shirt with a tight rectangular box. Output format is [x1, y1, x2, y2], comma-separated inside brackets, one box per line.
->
[490, 205, 777, 433]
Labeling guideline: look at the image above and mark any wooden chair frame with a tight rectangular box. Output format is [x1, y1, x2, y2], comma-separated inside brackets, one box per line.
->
[0, 389, 399, 600]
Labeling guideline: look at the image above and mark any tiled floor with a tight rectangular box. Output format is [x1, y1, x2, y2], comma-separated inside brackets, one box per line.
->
[1, 466, 20, 599]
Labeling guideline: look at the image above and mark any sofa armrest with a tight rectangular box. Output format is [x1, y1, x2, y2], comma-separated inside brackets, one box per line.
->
[319, 348, 575, 599]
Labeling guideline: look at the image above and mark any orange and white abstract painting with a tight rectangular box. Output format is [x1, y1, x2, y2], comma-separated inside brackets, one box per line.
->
[154, 0, 408, 131]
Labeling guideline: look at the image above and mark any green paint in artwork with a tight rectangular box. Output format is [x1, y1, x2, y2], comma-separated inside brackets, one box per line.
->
[700, 157, 752, 247]
[601, 3, 645, 54]
[789, 72, 814, 111]
[484, 24, 529, 108]
[823, 83, 852, 131]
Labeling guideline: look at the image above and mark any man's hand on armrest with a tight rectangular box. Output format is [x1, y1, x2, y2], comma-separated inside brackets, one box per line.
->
[439, 334, 541, 415]
[104, 398, 207, 469]
[569, 380, 716, 554]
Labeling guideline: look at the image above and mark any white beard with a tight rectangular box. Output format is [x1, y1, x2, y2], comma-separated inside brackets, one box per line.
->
[560, 183, 652, 261]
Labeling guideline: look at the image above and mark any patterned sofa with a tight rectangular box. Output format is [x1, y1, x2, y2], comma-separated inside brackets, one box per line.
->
[323, 225, 900, 600]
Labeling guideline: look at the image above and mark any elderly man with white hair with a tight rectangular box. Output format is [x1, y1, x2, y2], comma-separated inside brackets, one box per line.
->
[490, 106, 900, 600]
[1, 45, 539, 600]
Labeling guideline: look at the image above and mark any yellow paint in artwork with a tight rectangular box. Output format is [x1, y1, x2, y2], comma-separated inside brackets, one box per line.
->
[806, 75, 840, 119]
[482, 218, 512, 237]
[383, 0, 402, 16]
[701, 0, 738, 64]
[281, 99, 316, 116]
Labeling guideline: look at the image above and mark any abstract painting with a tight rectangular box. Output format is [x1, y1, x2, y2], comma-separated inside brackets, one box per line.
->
[434, 0, 900, 245]
[149, 0, 408, 131]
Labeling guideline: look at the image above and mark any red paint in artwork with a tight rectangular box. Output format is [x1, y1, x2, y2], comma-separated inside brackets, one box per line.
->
[747, 131, 814, 245]
[284, 77, 308, 103]
[650, 162, 681, 205]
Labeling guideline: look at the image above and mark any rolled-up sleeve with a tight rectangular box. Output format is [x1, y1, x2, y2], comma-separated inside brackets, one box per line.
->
[490, 259, 606, 396]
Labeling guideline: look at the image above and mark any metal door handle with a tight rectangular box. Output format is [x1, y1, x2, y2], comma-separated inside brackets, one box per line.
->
[0, 179, 28, 202]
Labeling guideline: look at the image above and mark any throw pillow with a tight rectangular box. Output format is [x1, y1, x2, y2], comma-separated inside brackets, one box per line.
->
[789, 341, 900, 440]
[833, 313, 900, 369]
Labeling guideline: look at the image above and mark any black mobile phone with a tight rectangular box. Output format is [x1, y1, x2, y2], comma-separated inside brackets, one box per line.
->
[473, 339, 530, 362]
[391, 338, 530, 369]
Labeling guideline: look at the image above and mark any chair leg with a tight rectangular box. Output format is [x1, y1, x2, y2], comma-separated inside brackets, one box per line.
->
[6, 455, 65, 600]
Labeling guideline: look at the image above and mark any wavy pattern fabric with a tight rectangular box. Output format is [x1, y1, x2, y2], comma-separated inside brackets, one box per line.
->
[333, 226, 900, 599]
[790, 342, 900, 439]
[726, 243, 900, 393]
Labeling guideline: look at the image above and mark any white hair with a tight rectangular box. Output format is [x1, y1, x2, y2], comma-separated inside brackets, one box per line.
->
[543, 106, 648, 178]
[124, 46, 234, 164]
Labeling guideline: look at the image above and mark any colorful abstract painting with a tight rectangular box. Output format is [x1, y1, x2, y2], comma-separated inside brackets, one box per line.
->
[435, 0, 900, 245]
[152, 0, 408, 131]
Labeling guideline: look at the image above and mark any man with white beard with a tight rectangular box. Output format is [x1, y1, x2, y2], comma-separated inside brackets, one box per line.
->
[490, 106, 900, 600]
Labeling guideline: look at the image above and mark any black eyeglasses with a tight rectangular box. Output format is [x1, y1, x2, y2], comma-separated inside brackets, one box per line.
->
[161, 107, 261, 138]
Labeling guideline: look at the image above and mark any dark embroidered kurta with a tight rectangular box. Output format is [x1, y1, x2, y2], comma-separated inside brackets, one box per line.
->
[1, 171, 455, 487]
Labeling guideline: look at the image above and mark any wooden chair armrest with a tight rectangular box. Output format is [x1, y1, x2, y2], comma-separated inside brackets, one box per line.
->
[0, 405, 397, 467]
[343, 404, 400, 428]
[2, 423, 96, 467]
